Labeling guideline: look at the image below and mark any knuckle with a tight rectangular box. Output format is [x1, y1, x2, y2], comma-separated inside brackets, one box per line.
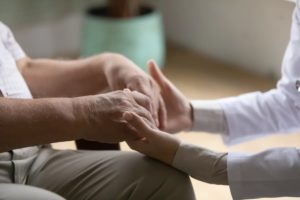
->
[144, 97, 151, 108]
[132, 90, 140, 96]
[119, 90, 128, 98]
[144, 110, 153, 120]
[119, 99, 131, 107]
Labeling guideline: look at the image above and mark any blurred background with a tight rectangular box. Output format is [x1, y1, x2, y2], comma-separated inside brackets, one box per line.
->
[1, 0, 300, 199]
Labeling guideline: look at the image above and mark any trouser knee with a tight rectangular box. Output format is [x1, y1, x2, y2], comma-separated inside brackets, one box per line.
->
[148, 161, 196, 200]
[116, 154, 196, 200]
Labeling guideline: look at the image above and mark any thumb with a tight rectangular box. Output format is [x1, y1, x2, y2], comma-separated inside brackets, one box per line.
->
[147, 60, 169, 90]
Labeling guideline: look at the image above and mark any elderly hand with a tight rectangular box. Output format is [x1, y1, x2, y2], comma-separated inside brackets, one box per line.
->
[102, 53, 167, 129]
[124, 112, 180, 165]
[147, 60, 193, 133]
[73, 89, 155, 143]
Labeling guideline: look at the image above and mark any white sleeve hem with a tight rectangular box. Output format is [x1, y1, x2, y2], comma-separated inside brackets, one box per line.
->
[190, 100, 228, 134]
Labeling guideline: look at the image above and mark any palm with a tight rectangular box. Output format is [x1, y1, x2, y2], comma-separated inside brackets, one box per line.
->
[161, 81, 191, 133]
[148, 61, 192, 133]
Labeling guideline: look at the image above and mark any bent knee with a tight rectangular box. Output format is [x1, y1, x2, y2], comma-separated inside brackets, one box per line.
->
[116, 153, 195, 200]
[146, 158, 195, 199]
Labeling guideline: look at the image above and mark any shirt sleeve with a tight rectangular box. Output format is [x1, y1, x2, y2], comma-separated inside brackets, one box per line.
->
[172, 142, 228, 185]
[0, 22, 26, 60]
[228, 148, 300, 199]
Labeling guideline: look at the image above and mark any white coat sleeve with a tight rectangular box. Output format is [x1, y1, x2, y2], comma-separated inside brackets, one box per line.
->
[219, 89, 300, 145]
[192, 88, 300, 146]
[192, 6, 300, 146]
[219, 4, 300, 145]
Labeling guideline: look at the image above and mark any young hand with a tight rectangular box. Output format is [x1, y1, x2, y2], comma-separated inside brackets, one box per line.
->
[147, 60, 193, 133]
[124, 112, 180, 165]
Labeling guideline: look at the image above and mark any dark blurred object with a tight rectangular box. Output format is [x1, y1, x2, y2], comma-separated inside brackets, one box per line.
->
[75, 139, 120, 151]
[296, 80, 300, 92]
[108, 0, 140, 18]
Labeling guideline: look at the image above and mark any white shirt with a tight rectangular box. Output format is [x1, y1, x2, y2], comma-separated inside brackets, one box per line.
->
[0, 21, 40, 184]
[174, 2, 300, 199]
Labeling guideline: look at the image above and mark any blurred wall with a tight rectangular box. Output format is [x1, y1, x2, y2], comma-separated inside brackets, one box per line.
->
[2, 0, 296, 78]
[0, 0, 103, 58]
[12, 13, 83, 58]
[148, 0, 295, 78]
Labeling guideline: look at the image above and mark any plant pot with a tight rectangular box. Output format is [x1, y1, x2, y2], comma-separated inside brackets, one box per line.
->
[80, 5, 165, 71]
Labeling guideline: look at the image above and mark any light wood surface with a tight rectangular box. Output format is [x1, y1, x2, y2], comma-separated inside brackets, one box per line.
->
[53, 45, 300, 200]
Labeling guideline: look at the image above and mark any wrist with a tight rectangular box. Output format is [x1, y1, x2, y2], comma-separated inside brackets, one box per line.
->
[182, 101, 193, 131]
[71, 96, 95, 140]
[45, 97, 85, 141]
[166, 136, 181, 165]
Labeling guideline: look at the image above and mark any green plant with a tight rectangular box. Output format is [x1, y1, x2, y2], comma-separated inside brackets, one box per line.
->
[108, 0, 141, 18]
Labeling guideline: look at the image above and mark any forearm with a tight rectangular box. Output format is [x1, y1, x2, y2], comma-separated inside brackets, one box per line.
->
[0, 97, 81, 152]
[20, 54, 114, 98]
[172, 142, 228, 185]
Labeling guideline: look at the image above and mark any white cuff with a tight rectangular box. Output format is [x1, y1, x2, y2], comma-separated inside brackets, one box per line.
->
[190, 100, 228, 134]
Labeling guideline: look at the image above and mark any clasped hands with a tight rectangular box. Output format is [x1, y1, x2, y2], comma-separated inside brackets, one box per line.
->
[106, 57, 194, 165]
[122, 60, 193, 165]
[75, 54, 192, 165]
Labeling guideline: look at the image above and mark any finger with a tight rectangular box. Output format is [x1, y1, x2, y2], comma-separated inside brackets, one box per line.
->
[123, 89, 155, 125]
[158, 96, 167, 130]
[123, 117, 150, 140]
[147, 60, 169, 90]
[130, 91, 154, 116]
[133, 107, 156, 128]
[118, 122, 142, 141]
[123, 88, 131, 93]
[123, 112, 156, 138]
[125, 123, 145, 139]
[128, 80, 159, 127]
[150, 81, 161, 127]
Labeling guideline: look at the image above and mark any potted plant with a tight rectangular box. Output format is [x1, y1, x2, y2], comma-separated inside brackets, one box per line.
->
[80, 0, 165, 71]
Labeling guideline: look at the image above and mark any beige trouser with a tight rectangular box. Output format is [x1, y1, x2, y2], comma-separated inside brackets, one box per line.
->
[0, 148, 195, 200]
